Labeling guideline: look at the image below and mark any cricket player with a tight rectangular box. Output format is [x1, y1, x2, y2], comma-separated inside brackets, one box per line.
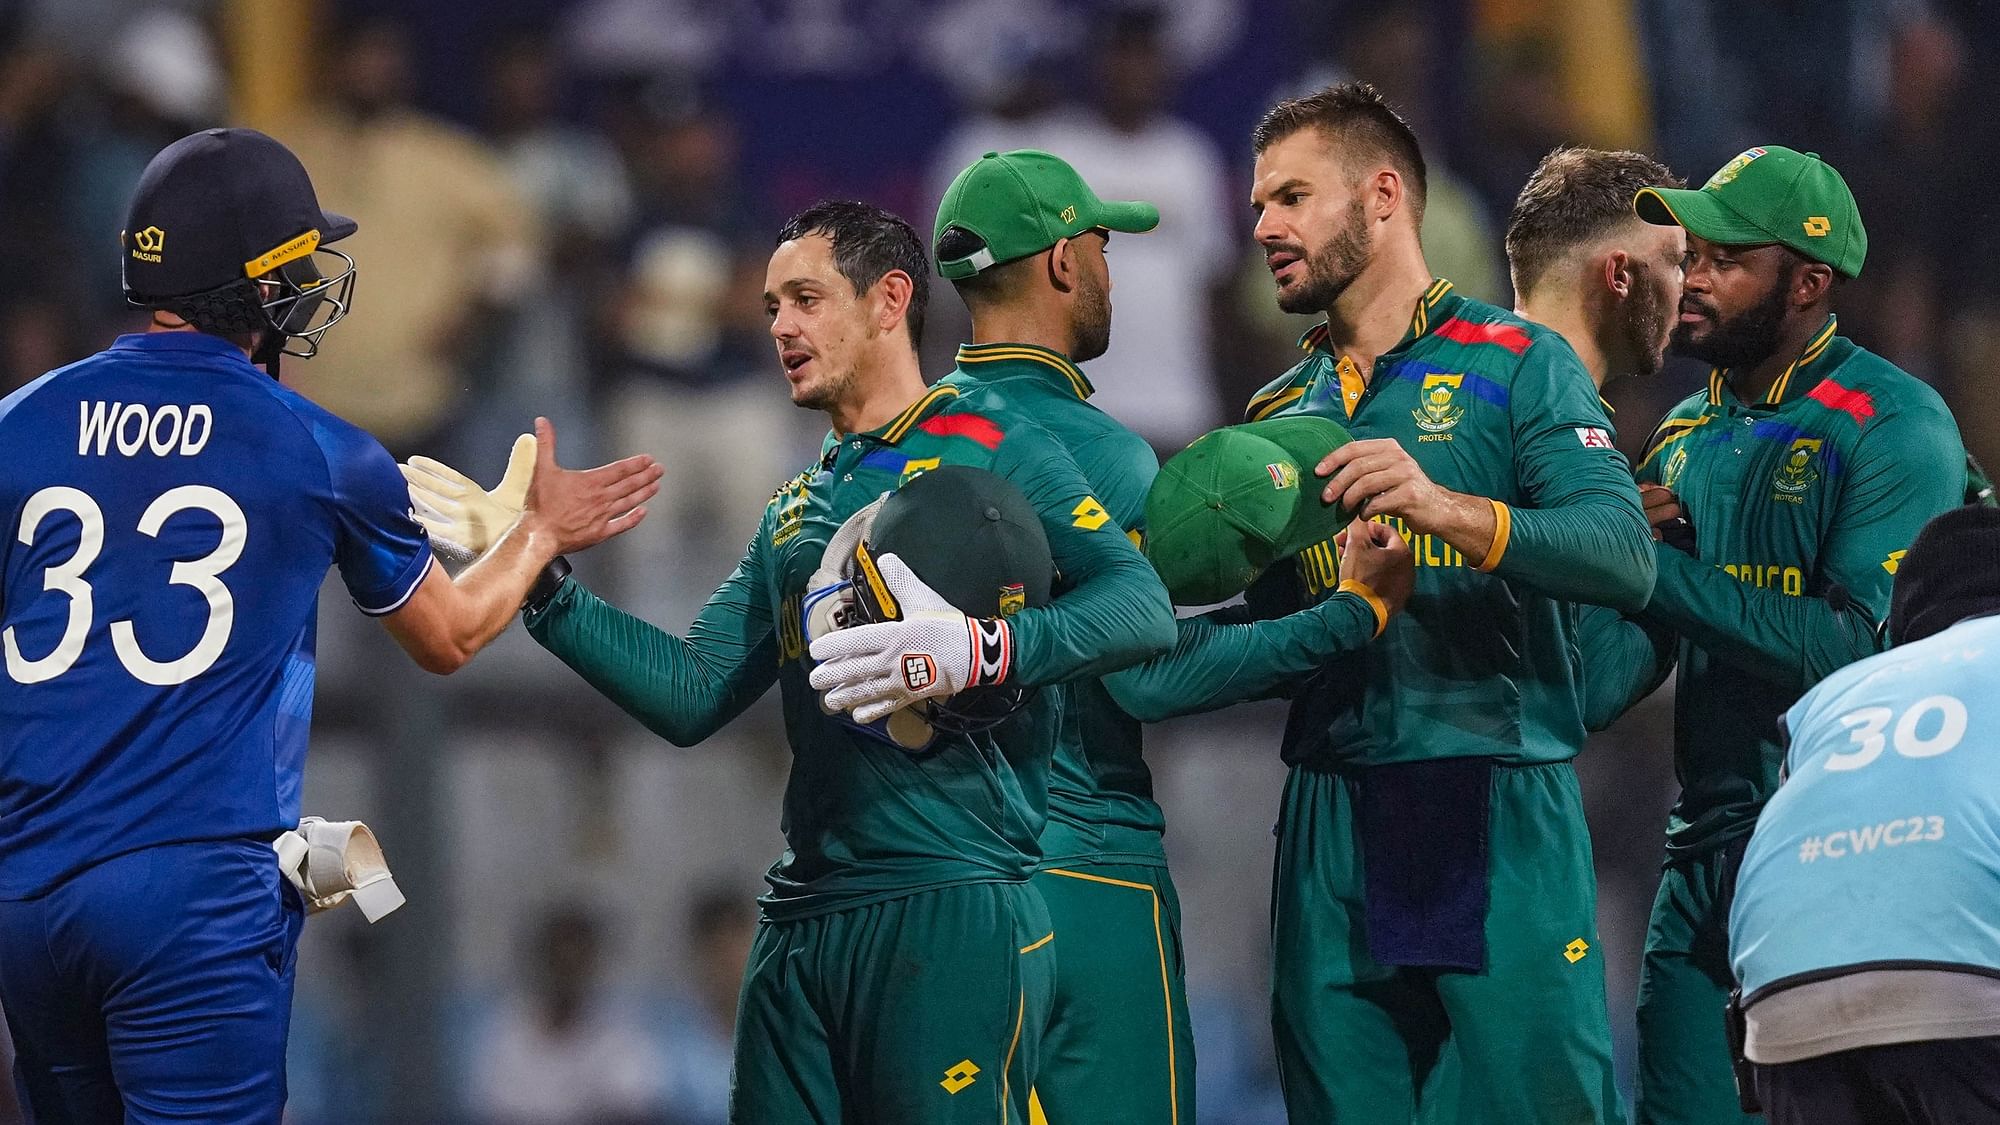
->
[1243, 83, 1655, 1122]
[1730, 505, 2000, 1124]
[1503, 146, 1690, 729]
[1587, 146, 1970, 1125]
[931, 149, 1416, 1123]
[419, 201, 1176, 1123]
[0, 128, 659, 1123]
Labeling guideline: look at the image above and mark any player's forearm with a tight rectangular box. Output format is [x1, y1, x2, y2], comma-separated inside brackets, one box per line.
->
[1576, 604, 1676, 731]
[1105, 591, 1379, 722]
[1641, 546, 1880, 691]
[384, 521, 560, 673]
[526, 580, 773, 746]
[1006, 551, 1176, 687]
[1483, 493, 1656, 611]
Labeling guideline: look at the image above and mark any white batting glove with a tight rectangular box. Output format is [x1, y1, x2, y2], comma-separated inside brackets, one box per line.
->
[400, 433, 535, 562]
[807, 552, 1012, 724]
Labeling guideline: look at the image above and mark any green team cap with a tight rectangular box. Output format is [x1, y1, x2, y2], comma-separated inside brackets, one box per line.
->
[858, 464, 1053, 621]
[1143, 416, 1354, 606]
[1634, 145, 1867, 278]
[933, 149, 1160, 280]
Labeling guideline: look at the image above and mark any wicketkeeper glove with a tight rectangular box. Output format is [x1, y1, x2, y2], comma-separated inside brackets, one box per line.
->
[272, 816, 406, 922]
[807, 550, 1013, 725]
[400, 433, 535, 562]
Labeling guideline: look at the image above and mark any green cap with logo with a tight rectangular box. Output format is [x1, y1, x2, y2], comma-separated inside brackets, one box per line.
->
[1634, 145, 1867, 278]
[934, 149, 1160, 280]
[1142, 416, 1354, 606]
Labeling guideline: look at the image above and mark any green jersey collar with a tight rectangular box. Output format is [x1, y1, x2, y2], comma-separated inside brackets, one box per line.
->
[1296, 278, 1458, 356]
[954, 341, 1094, 400]
[821, 382, 964, 454]
[1708, 314, 1840, 410]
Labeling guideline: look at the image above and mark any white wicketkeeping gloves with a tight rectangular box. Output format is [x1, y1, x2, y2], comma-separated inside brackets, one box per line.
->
[272, 817, 406, 922]
[400, 433, 534, 561]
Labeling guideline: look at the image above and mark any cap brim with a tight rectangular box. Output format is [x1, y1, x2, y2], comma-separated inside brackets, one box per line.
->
[1236, 414, 1354, 553]
[1092, 199, 1160, 235]
[1633, 188, 1773, 247]
[319, 211, 358, 243]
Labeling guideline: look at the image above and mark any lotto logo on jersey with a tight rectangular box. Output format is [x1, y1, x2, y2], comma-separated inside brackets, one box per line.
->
[1575, 426, 1613, 449]
[900, 653, 936, 692]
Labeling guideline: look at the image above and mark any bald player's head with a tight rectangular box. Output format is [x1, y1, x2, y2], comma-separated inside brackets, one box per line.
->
[1507, 147, 1685, 377]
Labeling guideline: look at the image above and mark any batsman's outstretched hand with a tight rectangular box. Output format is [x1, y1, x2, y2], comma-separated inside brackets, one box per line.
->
[517, 417, 663, 556]
[807, 552, 1011, 725]
[401, 433, 536, 561]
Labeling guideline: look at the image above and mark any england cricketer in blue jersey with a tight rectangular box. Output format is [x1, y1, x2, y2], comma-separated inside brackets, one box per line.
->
[0, 128, 661, 1124]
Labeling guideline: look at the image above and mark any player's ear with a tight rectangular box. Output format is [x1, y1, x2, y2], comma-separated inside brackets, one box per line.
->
[1792, 260, 1834, 309]
[1046, 239, 1077, 295]
[1367, 167, 1402, 222]
[1604, 250, 1633, 299]
[873, 269, 914, 335]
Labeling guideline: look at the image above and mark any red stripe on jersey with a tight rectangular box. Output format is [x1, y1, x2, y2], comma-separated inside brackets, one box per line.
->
[1807, 379, 1876, 426]
[1433, 317, 1531, 356]
[919, 412, 1005, 448]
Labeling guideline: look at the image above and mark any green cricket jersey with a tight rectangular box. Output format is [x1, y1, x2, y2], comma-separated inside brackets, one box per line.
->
[525, 379, 1176, 920]
[1242, 279, 1655, 770]
[1633, 316, 1967, 857]
[951, 342, 1389, 866]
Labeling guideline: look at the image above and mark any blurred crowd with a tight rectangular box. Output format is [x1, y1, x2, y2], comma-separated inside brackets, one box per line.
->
[1, 0, 1995, 1121]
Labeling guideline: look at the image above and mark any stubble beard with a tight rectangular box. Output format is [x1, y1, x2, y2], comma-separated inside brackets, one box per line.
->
[1277, 198, 1373, 316]
[1071, 269, 1112, 363]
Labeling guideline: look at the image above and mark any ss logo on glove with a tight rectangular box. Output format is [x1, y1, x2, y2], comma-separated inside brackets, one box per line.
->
[901, 654, 937, 692]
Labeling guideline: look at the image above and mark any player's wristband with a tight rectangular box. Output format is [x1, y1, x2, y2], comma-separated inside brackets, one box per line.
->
[523, 555, 572, 616]
[1337, 578, 1389, 638]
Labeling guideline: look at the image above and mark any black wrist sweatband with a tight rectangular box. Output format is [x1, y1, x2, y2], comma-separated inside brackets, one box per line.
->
[524, 556, 572, 615]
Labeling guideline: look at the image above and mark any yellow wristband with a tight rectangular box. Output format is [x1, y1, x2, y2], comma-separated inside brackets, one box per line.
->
[1476, 500, 1512, 572]
[1337, 578, 1389, 638]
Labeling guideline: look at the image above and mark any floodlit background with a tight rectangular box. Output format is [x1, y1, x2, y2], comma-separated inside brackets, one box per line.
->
[1, 0, 1995, 1120]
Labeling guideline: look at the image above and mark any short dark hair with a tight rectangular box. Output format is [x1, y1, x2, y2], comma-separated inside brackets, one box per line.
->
[1506, 147, 1683, 296]
[934, 225, 1034, 306]
[775, 200, 930, 348]
[1252, 82, 1428, 222]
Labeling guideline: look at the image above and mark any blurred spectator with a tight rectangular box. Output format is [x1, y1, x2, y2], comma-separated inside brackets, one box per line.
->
[275, 14, 539, 454]
[0, 44, 82, 392]
[468, 904, 667, 1125]
[603, 88, 799, 624]
[62, 7, 223, 325]
[927, 6, 1231, 452]
[656, 886, 756, 1125]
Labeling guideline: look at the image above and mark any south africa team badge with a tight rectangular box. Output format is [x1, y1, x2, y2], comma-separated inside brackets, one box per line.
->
[1772, 437, 1822, 501]
[1412, 374, 1465, 436]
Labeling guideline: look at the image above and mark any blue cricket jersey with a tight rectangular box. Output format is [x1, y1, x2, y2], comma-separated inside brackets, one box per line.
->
[1730, 613, 2000, 1001]
[0, 332, 432, 898]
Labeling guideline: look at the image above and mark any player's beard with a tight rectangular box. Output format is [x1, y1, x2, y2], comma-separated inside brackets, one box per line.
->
[792, 360, 857, 414]
[1277, 198, 1372, 315]
[1671, 270, 1791, 370]
[1621, 264, 1674, 378]
[1070, 266, 1112, 363]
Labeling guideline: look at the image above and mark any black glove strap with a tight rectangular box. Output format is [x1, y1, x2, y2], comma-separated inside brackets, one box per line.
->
[524, 556, 572, 616]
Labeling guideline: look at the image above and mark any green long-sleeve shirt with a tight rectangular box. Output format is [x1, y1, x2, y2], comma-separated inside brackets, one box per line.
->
[1242, 279, 1655, 770]
[526, 379, 1175, 919]
[950, 343, 1382, 867]
[1629, 317, 1968, 857]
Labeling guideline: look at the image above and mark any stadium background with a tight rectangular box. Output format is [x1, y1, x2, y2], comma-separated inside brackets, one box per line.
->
[1, 0, 1995, 1120]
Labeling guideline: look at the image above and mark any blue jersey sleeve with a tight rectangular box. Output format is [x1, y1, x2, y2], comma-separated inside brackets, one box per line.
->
[318, 423, 434, 615]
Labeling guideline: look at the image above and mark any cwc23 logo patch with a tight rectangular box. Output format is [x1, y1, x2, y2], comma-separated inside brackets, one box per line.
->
[1412, 374, 1465, 436]
[1771, 437, 1823, 501]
